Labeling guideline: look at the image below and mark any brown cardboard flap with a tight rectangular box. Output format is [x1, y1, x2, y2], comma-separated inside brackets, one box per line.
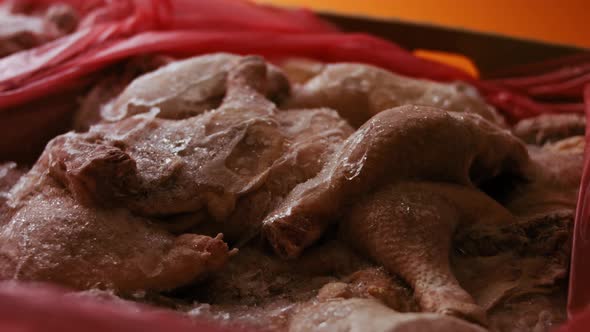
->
[319, 11, 587, 78]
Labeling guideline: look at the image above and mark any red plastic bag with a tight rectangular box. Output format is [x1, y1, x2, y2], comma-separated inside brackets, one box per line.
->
[0, 0, 584, 122]
[0, 281, 252, 332]
[568, 84, 590, 317]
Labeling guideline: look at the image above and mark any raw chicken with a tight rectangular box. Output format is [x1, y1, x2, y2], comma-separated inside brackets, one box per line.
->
[503, 135, 583, 217]
[0, 53, 576, 332]
[185, 241, 418, 331]
[342, 182, 515, 324]
[73, 56, 174, 131]
[0, 1, 78, 57]
[0, 151, 233, 293]
[0, 162, 24, 222]
[280, 58, 325, 84]
[290, 298, 486, 332]
[513, 114, 585, 145]
[262, 106, 528, 323]
[0, 162, 23, 198]
[263, 106, 528, 258]
[282, 63, 505, 127]
[49, 56, 351, 241]
[108, 53, 289, 122]
[451, 136, 582, 331]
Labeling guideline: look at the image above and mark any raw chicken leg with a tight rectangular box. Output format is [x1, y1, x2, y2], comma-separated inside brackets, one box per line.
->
[263, 105, 528, 259]
[342, 181, 516, 324]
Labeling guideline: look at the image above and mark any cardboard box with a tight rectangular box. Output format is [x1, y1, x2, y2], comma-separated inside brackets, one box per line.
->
[319, 11, 586, 77]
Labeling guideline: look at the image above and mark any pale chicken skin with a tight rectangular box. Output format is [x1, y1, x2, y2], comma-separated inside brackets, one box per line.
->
[342, 182, 515, 324]
[513, 113, 585, 145]
[1, 152, 233, 293]
[49, 56, 351, 237]
[0, 54, 578, 332]
[0, 1, 78, 57]
[73, 55, 174, 132]
[282, 62, 505, 127]
[262, 106, 529, 324]
[290, 298, 486, 332]
[263, 107, 528, 259]
[0, 56, 352, 293]
[106, 53, 289, 123]
[0, 162, 24, 220]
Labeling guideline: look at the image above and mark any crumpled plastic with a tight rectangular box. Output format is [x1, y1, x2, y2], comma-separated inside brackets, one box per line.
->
[568, 84, 590, 319]
[0, 281, 253, 332]
[0, 0, 585, 121]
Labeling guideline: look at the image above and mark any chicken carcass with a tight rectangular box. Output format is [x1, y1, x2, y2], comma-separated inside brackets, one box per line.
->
[290, 298, 486, 332]
[494, 135, 584, 221]
[0, 162, 23, 198]
[342, 181, 517, 324]
[0, 162, 24, 222]
[513, 113, 585, 145]
[185, 240, 420, 331]
[53, 56, 350, 240]
[263, 106, 528, 258]
[73, 56, 174, 131]
[283, 63, 505, 127]
[0, 52, 575, 332]
[449, 135, 582, 331]
[106, 53, 289, 122]
[0, 149, 233, 293]
[0, 1, 78, 57]
[0, 55, 352, 293]
[262, 106, 529, 323]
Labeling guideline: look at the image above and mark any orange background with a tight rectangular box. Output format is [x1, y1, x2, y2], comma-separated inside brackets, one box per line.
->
[257, 0, 589, 48]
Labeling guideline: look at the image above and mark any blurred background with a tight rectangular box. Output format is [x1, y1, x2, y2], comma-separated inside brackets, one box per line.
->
[258, 0, 589, 48]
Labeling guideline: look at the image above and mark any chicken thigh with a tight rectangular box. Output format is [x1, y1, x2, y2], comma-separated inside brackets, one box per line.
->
[263, 106, 528, 323]
[0, 1, 78, 57]
[1, 153, 232, 293]
[342, 182, 518, 324]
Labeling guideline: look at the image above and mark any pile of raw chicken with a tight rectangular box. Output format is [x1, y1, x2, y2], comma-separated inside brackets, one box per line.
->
[0, 8, 584, 332]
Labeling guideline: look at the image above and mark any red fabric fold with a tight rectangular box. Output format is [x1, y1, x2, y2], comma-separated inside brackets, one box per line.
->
[568, 84, 590, 317]
[1, 0, 586, 122]
[0, 281, 248, 332]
